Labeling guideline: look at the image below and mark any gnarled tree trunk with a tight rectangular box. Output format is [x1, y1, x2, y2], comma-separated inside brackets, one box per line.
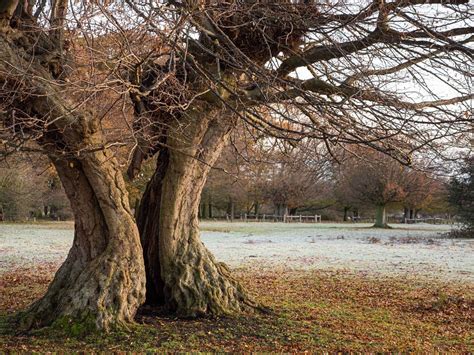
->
[19, 144, 146, 332]
[137, 108, 259, 316]
[0, 34, 146, 332]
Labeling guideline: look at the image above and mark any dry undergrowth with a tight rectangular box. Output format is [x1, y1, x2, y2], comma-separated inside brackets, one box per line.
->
[0, 264, 472, 352]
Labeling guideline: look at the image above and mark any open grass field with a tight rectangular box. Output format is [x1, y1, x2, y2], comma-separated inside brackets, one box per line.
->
[1, 221, 473, 352]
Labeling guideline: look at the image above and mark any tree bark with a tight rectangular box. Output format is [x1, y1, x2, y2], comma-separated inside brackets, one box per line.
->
[373, 204, 389, 228]
[19, 147, 146, 332]
[136, 108, 260, 316]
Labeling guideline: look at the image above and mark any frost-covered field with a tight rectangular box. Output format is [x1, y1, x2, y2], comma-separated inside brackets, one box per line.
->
[0, 221, 472, 282]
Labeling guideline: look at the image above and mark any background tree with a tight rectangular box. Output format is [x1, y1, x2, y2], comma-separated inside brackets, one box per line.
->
[333, 158, 362, 222]
[336, 151, 407, 227]
[0, 155, 71, 221]
[41, 169, 73, 220]
[401, 168, 438, 222]
[0, 159, 43, 221]
[447, 157, 474, 237]
[260, 142, 329, 216]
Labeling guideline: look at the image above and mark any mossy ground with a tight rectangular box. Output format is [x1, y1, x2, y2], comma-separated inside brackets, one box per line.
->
[1, 266, 472, 352]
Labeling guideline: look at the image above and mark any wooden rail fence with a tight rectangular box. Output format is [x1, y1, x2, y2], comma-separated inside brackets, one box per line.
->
[226, 214, 322, 223]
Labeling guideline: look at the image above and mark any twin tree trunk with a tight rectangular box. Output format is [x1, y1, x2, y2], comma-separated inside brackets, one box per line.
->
[3, 27, 256, 330]
[137, 107, 258, 316]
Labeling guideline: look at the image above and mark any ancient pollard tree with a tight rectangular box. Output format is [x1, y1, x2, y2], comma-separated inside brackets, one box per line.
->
[0, 0, 472, 331]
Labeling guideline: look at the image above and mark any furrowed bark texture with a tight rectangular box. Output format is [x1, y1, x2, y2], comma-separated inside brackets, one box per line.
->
[137, 108, 259, 316]
[22, 142, 146, 331]
[0, 34, 146, 331]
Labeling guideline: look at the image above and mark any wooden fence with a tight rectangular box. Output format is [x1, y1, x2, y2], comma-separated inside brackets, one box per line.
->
[226, 213, 321, 223]
[397, 217, 455, 225]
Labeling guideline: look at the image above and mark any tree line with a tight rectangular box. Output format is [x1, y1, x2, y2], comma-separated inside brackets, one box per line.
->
[0, 138, 456, 227]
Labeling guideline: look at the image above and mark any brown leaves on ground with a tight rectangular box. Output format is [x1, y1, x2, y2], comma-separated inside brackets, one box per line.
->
[0, 264, 57, 313]
[0, 265, 472, 352]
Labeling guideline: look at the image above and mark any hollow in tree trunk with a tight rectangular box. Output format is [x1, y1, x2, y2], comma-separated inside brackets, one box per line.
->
[373, 204, 389, 228]
[136, 109, 260, 316]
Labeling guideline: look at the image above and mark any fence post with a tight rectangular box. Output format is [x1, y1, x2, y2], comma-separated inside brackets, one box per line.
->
[299, 215, 302, 223]
[263, 214, 265, 222]
[283, 214, 286, 223]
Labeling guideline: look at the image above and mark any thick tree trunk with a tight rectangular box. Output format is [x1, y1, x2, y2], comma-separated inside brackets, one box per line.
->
[159, 152, 256, 316]
[18, 150, 146, 332]
[0, 36, 146, 332]
[373, 204, 389, 228]
[137, 109, 260, 316]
